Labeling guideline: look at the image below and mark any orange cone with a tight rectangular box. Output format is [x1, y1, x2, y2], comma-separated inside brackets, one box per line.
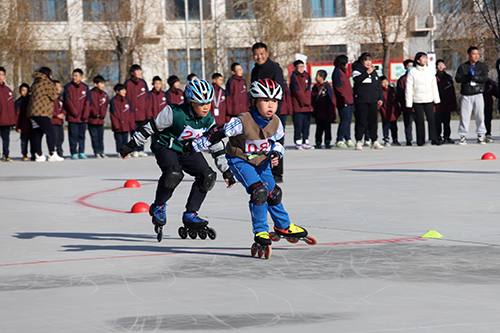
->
[124, 179, 141, 188]
[481, 152, 496, 160]
[131, 202, 149, 213]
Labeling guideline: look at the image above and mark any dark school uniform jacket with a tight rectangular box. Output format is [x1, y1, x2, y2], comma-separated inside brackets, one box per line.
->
[150, 88, 167, 119]
[63, 82, 90, 123]
[87, 87, 108, 125]
[15, 96, 31, 132]
[210, 84, 228, 124]
[226, 75, 249, 116]
[51, 98, 65, 126]
[351, 61, 384, 104]
[110, 95, 135, 132]
[380, 86, 400, 122]
[483, 79, 498, 111]
[435, 71, 457, 113]
[124, 78, 151, 121]
[397, 73, 413, 113]
[251, 58, 286, 115]
[280, 82, 293, 116]
[290, 70, 313, 113]
[165, 88, 184, 105]
[0, 82, 16, 126]
[332, 66, 354, 107]
[312, 82, 336, 122]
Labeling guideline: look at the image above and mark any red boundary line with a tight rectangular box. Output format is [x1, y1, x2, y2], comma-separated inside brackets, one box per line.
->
[0, 237, 426, 267]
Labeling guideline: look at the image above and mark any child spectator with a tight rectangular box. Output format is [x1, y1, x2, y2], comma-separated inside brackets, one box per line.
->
[332, 55, 354, 148]
[483, 78, 498, 143]
[184, 73, 198, 103]
[280, 82, 293, 126]
[226, 62, 249, 118]
[211, 73, 227, 124]
[15, 83, 33, 161]
[290, 60, 314, 149]
[379, 76, 401, 146]
[64, 68, 90, 159]
[150, 76, 167, 118]
[125, 64, 151, 157]
[312, 69, 336, 149]
[435, 59, 457, 144]
[88, 75, 108, 158]
[110, 84, 134, 157]
[165, 75, 184, 105]
[51, 80, 65, 158]
[397, 59, 416, 146]
[0, 67, 16, 162]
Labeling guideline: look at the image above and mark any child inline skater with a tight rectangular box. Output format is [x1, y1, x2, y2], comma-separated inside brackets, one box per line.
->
[189, 79, 317, 259]
[120, 79, 236, 242]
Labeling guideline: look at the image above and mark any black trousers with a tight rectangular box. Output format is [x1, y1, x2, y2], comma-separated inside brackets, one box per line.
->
[31, 116, 55, 155]
[484, 109, 493, 136]
[151, 142, 210, 212]
[88, 124, 104, 154]
[20, 132, 35, 158]
[434, 112, 451, 140]
[354, 102, 378, 142]
[53, 124, 64, 156]
[114, 131, 129, 153]
[0, 126, 11, 157]
[413, 103, 437, 145]
[315, 118, 332, 145]
[68, 122, 86, 155]
[403, 111, 416, 143]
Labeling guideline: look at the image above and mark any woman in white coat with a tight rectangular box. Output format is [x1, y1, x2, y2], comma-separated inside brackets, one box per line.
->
[405, 52, 441, 146]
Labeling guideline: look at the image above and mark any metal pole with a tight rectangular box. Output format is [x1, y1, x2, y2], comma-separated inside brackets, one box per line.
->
[185, 0, 190, 74]
[429, 0, 435, 53]
[199, 0, 206, 79]
[214, 0, 220, 73]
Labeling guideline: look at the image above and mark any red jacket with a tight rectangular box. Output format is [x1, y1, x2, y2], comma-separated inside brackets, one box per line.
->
[210, 85, 228, 124]
[483, 79, 498, 111]
[51, 98, 65, 126]
[290, 71, 313, 113]
[15, 96, 31, 132]
[110, 95, 135, 132]
[124, 78, 151, 121]
[312, 82, 336, 122]
[280, 82, 293, 116]
[165, 88, 185, 105]
[225, 75, 249, 116]
[0, 82, 16, 126]
[87, 88, 108, 125]
[435, 71, 457, 113]
[150, 88, 167, 118]
[380, 86, 401, 122]
[63, 82, 90, 123]
[332, 66, 354, 106]
[396, 73, 413, 113]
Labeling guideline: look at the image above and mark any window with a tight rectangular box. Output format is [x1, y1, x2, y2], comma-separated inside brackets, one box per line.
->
[22, 0, 67, 21]
[168, 49, 213, 82]
[434, 40, 469, 71]
[86, 51, 121, 84]
[360, 43, 404, 59]
[166, 0, 212, 20]
[228, 48, 253, 82]
[305, 45, 347, 62]
[83, 0, 131, 21]
[434, 0, 473, 13]
[358, 0, 401, 16]
[226, 0, 255, 19]
[303, 0, 344, 18]
[23, 51, 71, 83]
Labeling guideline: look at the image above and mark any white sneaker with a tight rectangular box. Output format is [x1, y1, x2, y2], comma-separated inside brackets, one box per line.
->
[138, 151, 148, 157]
[371, 141, 384, 149]
[132, 151, 139, 158]
[355, 142, 363, 150]
[48, 153, 64, 162]
[35, 153, 46, 162]
[345, 140, 355, 148]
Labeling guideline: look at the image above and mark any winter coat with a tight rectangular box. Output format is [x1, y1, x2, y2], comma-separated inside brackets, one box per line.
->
[226, 75, 249, 116]
[312, 82, 336, 122]
[51, 98, 65, 126]
[210, 84, 228, 124]
[27, 72, 59, 118]
[15, 96, 31, 132]
[165, 88, 185, 105]
[396, 73, 413, 113]
[380, 86, 401, 122]
[483, 79, 498, 111]
[124, 78, 151, 121]
[351, 61, 383, 104]
[87, 87, 108, 125]
[455, 61, 489, 96]
[332, 66, 354, 106]
[0, 82, 16, 126]
[150, 88, 167, 118]
[280, 82, 293, 116]
[290, 71, 313, 113]
[63, 81, 90, 123]
[435, 71, 457, 113]
[405, 64, 440, 108]
[110, 95, 135, 132]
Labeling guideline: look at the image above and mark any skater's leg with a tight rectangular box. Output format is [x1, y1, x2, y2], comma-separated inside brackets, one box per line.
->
[179, 152, 214, 213]
[151, 142, 182, 204]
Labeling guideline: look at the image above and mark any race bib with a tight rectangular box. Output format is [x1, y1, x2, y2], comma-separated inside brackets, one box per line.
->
[245, 139, 271, 157]
[178, 125, 206, 141]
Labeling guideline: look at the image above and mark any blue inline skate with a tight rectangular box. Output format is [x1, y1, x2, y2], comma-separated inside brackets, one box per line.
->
[149, 201, 167, 242]
[178, 212, 216, 240]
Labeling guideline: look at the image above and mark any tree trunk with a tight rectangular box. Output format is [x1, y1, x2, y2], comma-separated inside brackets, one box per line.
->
[382, 43, 393, 78]
[116, 36, 130, 83]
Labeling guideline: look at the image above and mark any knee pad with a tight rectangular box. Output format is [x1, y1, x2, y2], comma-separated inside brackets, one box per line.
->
[267, 185, 282, 206]
[248, 181, 268, 205]
[199, 167, 217, 192]
[160, 165, 184, 190]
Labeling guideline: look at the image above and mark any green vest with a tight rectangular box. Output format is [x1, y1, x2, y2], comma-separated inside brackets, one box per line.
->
[153, 104, 214, 153]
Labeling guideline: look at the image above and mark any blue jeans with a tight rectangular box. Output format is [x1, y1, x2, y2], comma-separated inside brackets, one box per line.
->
[336, 104, 353, 142]
[0, 126, 10, 157]
[227, 156, 290, 234]
[293, 112, 311, 143]
[68, 122, 86, 155]
[88, 124, 104, 154]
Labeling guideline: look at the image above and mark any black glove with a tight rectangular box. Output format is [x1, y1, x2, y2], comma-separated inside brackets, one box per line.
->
[271, 151, 280, 160]
[205, 124, 226, 144]
[223, 169, 236, 187]
[119, 140, 137, 158]
[182, 141, 195, 155]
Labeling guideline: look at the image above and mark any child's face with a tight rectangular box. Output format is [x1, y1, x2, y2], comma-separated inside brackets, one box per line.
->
[405, 62, 414, 70]
[232, 65, 243, 77]
[381, 79, 389, 90]
[295, 63, 305, 74]
[362, 58, 373, 68]
[173, 81, 180, 89]
[132, 69, 142, 79]
[95, 82, 105, 90]
[20, 87, 29, 97]
[417, 55, 428, 66]
[191, 101, 211, 117]
[55, 83, 62, 94]
[153, 80, 162, 91]
[255, 97, 278, 118]
[437, 62, 446, 71]
[117, 89, 127, 97]
[0, 71, 5, 84]
[72, 72, 82, 84]
[213, 77, 224, 87]
[316, 73, 324, 84]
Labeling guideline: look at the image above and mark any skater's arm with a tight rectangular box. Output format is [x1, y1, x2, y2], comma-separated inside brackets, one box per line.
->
[271, 122, 285, 157]
[190, 117, 243, 153]
[131, 105, 174, 146]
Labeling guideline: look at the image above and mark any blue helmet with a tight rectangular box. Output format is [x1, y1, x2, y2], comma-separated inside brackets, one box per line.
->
[185, 78, 214, 103]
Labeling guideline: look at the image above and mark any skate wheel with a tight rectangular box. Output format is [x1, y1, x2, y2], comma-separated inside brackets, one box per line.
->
[286, 237, 299, 244]
[251, 243, 259, 257]
[154, 224, 159, 234]
[198, 228, 207, 240]
[257, 247, 264, 258]
[304, 235, 317, 245]
[269, 232, 280, 242]
[157, 227, 163, 242]
[207, 227, 217, 240]
[178, 226, 187, 239]
[264, 245, 271, 259]
[188, 229, 197, 239]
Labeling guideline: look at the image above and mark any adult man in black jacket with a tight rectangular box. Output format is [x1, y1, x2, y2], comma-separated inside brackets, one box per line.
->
[455, 46, 489, 145]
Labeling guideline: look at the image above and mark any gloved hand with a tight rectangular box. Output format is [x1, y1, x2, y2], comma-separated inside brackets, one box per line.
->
[119, 140, 137, 158]
[182, 141, 195, 155]
[223, 169, 236, 188]
[205, 124, 226, 144]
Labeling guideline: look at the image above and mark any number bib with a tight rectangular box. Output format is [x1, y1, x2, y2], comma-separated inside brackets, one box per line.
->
[178, 125, 206, 141]
[245, 139, 271, 158]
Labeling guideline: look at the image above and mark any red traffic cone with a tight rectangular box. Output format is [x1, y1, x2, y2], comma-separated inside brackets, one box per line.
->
[481, 152, 496, 160]
[124, 179, 140, 188]
[131, 202, 149, 213]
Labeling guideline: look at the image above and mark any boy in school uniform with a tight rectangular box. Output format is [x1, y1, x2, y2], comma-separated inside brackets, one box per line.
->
[312, 70, 336, 149]
[110, 84, 135, 156]
[15, 83, 33, 161]
[51, 80, 65, 158]
[0, 67, 16, 162]
[125, 64, 151, 157]
[397, 59, 416, 146]
[435, 59, 457, 144]
[483, 78, 498, 143]
[211, 73, 228, 124]
[165, 75, 184, 105]
[226, 62, 249, 118]
[87, 75, 108, 158]
[150, 76, 167, 119]
[379, 76, 401, 146]
[290, 60, 314, 150]
[64, 68, 90, 159]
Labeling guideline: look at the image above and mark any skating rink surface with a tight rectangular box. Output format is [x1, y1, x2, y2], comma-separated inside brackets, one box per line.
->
[1, 121, 500, 332]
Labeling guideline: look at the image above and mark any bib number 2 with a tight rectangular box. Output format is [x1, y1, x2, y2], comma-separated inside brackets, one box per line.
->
[178, 125, 206, 141]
